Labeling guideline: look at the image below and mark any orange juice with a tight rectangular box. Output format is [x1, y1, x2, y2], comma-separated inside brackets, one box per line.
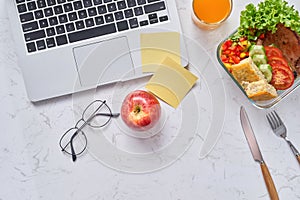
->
[192, 0, 232, 29]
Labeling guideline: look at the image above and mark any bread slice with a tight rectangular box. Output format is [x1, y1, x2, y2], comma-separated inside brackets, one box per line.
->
[231, 57, 265, 84]
[242, 80, 278, 101]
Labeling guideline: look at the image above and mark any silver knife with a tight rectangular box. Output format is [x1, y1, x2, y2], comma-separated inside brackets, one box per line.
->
[240, 106, 279, 200]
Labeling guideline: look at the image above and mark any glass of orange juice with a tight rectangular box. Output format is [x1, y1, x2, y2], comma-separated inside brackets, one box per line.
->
[192, 0, 232, 30]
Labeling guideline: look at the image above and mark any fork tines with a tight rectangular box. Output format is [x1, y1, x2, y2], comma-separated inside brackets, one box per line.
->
[266, 111, 284, 130]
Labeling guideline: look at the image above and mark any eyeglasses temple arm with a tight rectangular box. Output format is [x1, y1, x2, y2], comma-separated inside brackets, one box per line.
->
[94, 113, 120, 118]
[70, 132, 78, 162]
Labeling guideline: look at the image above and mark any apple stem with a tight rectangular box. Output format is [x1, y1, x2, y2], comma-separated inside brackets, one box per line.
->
[134, 106, 141, 114]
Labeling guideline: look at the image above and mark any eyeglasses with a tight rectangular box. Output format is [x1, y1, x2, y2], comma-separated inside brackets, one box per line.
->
[59, 100, 119, 162]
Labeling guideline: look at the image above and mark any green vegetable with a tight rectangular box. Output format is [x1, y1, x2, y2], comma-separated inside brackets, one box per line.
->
[249, 45, 266, 57]
[259, 64, 273, 82]
[252, 54, 268, 66]
[235, 0, 300, 41]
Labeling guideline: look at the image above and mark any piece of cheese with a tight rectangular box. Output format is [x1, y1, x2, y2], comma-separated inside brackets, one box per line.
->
[145, 57, 198, 108]
[140, 32, 181, 72]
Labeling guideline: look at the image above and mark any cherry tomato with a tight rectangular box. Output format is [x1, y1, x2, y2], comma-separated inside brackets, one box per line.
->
[270, 67, 294, 90]
[222, 40, 233, 51]
[268, 56, 289, 68]
[265, 46, 283, 58]
[221, 55, 229, 63]
[232, 55, 241, 64]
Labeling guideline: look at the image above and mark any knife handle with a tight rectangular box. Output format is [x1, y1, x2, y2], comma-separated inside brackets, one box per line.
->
[260, 162, 279, 200]
[297, 154, 300, 165]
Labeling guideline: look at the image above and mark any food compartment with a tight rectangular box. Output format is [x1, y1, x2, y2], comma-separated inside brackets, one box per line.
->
[217, 31, 300, 109]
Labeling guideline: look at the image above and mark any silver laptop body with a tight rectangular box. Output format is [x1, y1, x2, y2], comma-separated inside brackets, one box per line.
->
[7, 0, 188, 102]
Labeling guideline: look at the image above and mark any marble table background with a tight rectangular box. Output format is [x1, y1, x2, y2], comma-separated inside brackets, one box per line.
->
[0, 0, 300, 199]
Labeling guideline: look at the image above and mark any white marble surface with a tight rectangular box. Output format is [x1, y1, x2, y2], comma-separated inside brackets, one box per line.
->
[1, 0, 300, 199]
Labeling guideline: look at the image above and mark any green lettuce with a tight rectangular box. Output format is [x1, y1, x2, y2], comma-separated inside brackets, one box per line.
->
[235, 0, 300, 41]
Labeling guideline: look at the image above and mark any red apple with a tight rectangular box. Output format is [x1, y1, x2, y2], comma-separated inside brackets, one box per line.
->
[120, 90, 161, 131]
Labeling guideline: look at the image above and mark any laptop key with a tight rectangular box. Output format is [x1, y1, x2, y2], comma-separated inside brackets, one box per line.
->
[148, 13, 157, 20]
[17, 4, 27, 13]
[68, 12, 78, 21]
[37, 0, 47, 8]
[150, 18, 158, 24]
[127, 0, 136, 7]
[129, 18, 138, 28]
[75, 20, 85, 30]
[88, 8, 97, 17]
[139, 20, 148, 26]
[147, 0, 160, 3]
[114, 11, 124, 20]
[134, 7, 143, 16]
[124, 9, 133, 18]
[36, 40, 46, 50]
[58, 14, 68, 23]
[78, 10, 88, 19]
[27, 1, 37, 11]
[56, 25, 66, 34]
[63, 3, 73, 12]
[49, 16, 59, 26]
[117, 1, 126, 10]
[83, 0, 92, 8]
[117, 20, 128, 31]
[137, 0, 146, 5]
[93, 0, 102, 5]
[159, 15, 168, 22]
[44, 8, 54, 17]
[54, 5, 64, 14]
[46, 37, 56, 48]
[47, 0, 57, 6]
[68, 23, 116, 43]
[46, 27, 56, 36]
[95, 16, 104, 25]
[57, 0, 66, 4]
[34, 10, 44, 19]
[85, 18, 95, 27]
[39, 19, 49, 28]
[73, 1, 83, 10]
[104, 14, 114, 23]
[107, 3, 117, 12]
[149, 13, 158, 23]
[26, 42, 36, 53]
[144, 1, 165, 14]
[56, 35, 68, 46]
[24, 30, 46, 42]
[20, 12, 34, 23]
[98, 5, 107, 14]
[66, 22, 75, 32]
[16, 0, 25, 4]
[22, 21, 38, 32]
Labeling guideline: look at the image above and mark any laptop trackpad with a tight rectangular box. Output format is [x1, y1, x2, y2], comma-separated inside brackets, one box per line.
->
[73, 37, 133, 87]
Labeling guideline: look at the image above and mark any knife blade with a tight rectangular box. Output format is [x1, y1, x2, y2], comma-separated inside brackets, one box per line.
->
[240, 106, 279, 200]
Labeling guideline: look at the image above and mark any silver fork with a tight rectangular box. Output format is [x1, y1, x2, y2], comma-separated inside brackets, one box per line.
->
[266, 110, 300, 165]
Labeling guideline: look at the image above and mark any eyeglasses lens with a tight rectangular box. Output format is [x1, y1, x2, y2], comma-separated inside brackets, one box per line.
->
[82, 100, 112, 128]
[60, 127, 87, 156]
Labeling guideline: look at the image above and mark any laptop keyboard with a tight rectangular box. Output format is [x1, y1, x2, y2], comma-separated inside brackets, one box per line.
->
[16, 0, 169, 53]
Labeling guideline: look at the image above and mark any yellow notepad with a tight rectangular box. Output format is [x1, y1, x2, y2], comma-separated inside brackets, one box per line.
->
[145, 57, 198, 108]
[140, 32, 181, 72]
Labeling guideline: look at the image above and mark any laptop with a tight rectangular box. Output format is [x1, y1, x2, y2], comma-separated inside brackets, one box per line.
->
[7, 0, 188, 102]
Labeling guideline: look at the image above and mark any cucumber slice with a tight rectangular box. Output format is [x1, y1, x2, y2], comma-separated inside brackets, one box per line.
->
[249, 45, 266, 57]
[259, 64, 272, 82]
[252, 54, 268, 66]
